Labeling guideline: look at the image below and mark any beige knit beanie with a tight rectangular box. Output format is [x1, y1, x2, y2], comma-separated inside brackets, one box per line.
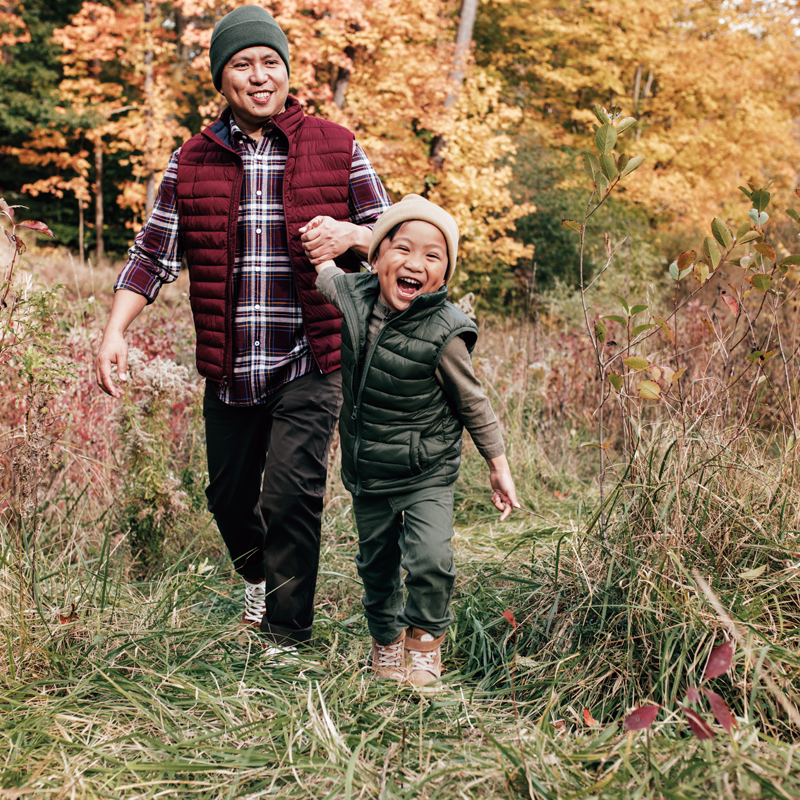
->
[368, 194, 459, 282]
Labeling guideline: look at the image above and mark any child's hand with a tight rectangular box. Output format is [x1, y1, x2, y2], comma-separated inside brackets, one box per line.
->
[486, 454, 519, 521]
[313, 259, 337, 275]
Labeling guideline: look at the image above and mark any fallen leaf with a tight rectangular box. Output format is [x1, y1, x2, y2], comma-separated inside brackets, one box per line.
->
[704, 640, 734, 680]
[740, 564, 767, 579]
[583, 708, 600, 727]
[502, 609, 517, 629]
[680, 705, 715, 739]
[623, 705, 659, 731]
[58, 603, 78, 623]
[704, 689, 734, 733]
[685, 686, 702, 704]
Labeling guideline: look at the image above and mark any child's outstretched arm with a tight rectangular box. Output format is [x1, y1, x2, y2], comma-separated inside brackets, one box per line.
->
[486, 454, 519, 521]
[300, 216, 349, 273]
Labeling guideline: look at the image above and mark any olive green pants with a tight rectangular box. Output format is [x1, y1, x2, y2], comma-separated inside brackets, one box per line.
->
[352, 486, 457, 645]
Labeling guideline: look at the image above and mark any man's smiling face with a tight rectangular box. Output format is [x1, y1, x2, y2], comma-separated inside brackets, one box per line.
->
[373, 220, 448, 313]
[220, 46, 289, 136]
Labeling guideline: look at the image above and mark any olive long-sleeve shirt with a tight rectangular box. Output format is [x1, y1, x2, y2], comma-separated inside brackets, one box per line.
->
[316, 266, 504, 459]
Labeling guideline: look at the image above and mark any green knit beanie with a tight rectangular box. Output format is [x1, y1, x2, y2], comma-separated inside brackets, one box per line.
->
[368, 195, 460, 282]
[209, 6, 290, 91]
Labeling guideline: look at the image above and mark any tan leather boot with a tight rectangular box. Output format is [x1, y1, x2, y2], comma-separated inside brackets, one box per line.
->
[371, 631, 406, 681]
[404, 628, 446, 686]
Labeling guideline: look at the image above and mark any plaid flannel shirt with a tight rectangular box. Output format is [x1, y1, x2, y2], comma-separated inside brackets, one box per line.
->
[115, 115, 391, 406]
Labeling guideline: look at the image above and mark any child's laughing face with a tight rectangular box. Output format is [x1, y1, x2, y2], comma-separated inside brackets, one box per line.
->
[373, 220, 448, 313]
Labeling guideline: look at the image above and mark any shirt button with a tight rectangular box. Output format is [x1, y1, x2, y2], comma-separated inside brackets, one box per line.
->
[256, 190, 262, 196]
[256, 155, 263, 160]
[255, 304, 260, 310]
[256, 228, 261, 234]
[255, 341, 260, 347]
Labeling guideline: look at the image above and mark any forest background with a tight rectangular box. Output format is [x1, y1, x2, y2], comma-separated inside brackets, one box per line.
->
[3, 1, 800, 798]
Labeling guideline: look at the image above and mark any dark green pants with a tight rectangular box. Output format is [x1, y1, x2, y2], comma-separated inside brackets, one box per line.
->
[352, 486, 456, 644]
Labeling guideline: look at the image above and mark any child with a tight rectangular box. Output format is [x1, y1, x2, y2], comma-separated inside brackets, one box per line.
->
[303, 195, 518, 686]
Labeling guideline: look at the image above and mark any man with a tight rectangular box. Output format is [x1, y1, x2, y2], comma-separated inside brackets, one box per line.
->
[95, 5, 391, 648]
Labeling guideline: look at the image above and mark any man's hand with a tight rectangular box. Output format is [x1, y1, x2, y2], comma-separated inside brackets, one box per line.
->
[299, 215, 371, 263]
[486, 454, 520, 522]
[95, 289, 147, 398]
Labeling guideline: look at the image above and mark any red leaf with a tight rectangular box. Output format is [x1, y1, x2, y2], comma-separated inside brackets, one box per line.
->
[502, 609, 517, 629]
[704, 640, 734, 680]
[623, 704, 659, 731]
[583, 708, 600, 727]
[685, 686, 702, 704]
[704, 689, 734, 733]
[57, 603, 78, 623]
[680, 705, 715, 739]
[18, 219, 55, 238]
[4, 230, 14, 246]
[721, 290, 739, 316]
[0, 198, 13, 219]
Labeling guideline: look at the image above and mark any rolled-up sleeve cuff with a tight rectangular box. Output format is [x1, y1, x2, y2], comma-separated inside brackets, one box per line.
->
[114, 254, 164, 303]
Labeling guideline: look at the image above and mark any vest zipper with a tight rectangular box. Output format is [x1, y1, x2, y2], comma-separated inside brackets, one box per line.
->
[351, 303, 415, 495]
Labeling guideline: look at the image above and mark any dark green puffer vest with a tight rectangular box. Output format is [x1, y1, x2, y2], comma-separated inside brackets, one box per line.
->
[335, 272, 478, 496]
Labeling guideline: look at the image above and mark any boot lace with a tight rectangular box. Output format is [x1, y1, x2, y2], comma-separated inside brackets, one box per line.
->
[376, 639, 404, 668]
[408, 646, 437, 673]
[244, 580, 266, 624]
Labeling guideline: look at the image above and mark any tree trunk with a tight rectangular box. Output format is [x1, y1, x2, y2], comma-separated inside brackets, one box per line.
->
[94, 141, 104, 261]
[430, 0, 478, 165]
[78, 199, 84, 267]
[144, 0, 156, 220]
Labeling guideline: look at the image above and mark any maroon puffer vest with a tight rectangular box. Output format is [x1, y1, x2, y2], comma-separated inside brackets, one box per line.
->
[175, 97, 361, 382]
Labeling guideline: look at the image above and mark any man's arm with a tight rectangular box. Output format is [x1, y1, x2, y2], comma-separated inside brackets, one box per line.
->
[95, 289, 148, 397]
[97, 148, 183, 397]
[300, 141, 391, 264]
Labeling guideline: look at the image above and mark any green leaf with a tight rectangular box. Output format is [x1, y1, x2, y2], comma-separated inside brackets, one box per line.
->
[747, 350, 779, 364]
[619, 156, 645, 178]
[711, 218, 733, 249]
[608, 373, 623, 392]
[629, 304, 648, 315]
[593, 104, 610, 124]
[669, 261, 680, 281]
[679, 266, 693, 279]
[736, 221, 752, 239]
[653, 316, 674, 343]
[737, 230, 762, 245]
[749, 209, 769, 226]
[703, 237, 721, 269]
[637, 380, 661, 400]
[561, 219, 582, 232]
[694, 262, 709, 284]
[617, 154, 629, 174]
[595, 124, 617, 155]
[616, 117, 637, 134]
[600, 153, 617, 181]
[632, 323, 656, 336]
[602, 314, 628, 325]
[623, 357, 649, 371]
[595, 171, 609, 193]
[751, 188, 771, 213]
[739, 185, 753, 200]
[780, 254, 800, 267]
[751, 274, 773, 292]
[787, 208, 800, 225]
[595, 319, 606, 344]
[615, 294, 630, 314]
[584, 152, 599, 181]
[740, 564, 767, 579]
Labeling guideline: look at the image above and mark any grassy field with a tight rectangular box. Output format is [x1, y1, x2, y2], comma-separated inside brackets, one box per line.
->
[1, 252, 800, 799]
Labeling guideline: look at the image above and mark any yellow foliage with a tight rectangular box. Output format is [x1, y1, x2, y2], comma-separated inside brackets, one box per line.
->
[480, 0, 800, 224]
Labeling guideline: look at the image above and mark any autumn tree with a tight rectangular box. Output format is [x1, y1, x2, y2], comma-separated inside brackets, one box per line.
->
[475, 0, 800, 225]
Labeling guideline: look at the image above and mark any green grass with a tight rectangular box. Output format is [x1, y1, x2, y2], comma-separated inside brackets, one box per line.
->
[2, 437, 800, 799]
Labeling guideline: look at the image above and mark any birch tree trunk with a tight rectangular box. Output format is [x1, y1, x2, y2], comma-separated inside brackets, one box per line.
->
[430, 0, 478, 164]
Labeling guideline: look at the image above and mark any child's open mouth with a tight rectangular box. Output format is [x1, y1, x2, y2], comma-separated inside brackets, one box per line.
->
[397, 277, 422, 299]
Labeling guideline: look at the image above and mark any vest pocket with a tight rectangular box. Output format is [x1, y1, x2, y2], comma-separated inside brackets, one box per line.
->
[409, 431, 423, 475]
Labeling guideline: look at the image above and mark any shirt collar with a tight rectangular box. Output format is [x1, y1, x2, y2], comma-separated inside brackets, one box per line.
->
[229, 115, 276, 144]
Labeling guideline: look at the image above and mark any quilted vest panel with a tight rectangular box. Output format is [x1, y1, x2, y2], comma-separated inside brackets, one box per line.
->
[176, 97, 362, 382]
[336, 272, 478, 496]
